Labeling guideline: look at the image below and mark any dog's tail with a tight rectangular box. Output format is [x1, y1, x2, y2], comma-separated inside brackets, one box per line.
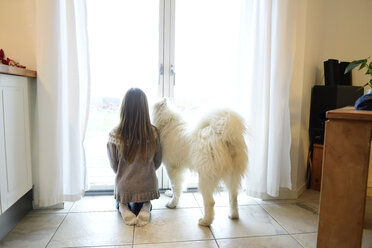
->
[199, 110, 247, 143]
[220, 111, 246, 145]
[195, 110, 248, 175]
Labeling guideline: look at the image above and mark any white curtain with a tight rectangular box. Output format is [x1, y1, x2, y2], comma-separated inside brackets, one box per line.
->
[33, 0, 90, 207]
[240, 0, 296, 198]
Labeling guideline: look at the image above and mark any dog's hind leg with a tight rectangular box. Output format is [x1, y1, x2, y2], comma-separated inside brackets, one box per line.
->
[225, 174, 241, 219]
[165, 166, 184, 209]
[198, 174, 218, 226]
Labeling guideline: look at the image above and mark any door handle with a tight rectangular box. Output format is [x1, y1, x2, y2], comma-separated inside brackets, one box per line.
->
[170, 64, 175, 85]
[158, 64, 164, 85]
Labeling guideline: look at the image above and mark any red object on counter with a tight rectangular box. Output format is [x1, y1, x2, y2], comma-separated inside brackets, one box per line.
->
[0, 49, 26, 69]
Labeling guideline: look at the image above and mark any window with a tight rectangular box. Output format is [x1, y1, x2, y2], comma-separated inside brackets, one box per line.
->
[85, 0, 244, 190]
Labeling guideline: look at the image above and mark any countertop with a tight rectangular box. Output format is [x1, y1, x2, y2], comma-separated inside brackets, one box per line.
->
[0, 64, 36, 78]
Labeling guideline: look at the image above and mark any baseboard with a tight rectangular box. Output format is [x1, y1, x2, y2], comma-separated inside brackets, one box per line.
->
[32, 202, 64, 210]
[0, 189, 33, 240]
[277, 183, 307, 199]
[250, 183, 307, 200]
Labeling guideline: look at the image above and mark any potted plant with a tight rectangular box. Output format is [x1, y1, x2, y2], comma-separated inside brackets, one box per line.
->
[345, 57, 372, 110]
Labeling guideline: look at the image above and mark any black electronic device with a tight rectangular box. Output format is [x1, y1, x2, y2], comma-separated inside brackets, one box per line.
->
[309, 85, 363, 144]
[338, 62, 352, 85]
[324, 59, 352, 86]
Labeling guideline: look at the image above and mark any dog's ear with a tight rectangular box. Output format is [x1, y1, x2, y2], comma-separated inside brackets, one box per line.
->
[160, 97, 167, 107]
[153, 98, 167, 112]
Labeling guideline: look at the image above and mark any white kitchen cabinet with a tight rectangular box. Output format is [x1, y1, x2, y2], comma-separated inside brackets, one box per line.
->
[0, 73, 33, 214]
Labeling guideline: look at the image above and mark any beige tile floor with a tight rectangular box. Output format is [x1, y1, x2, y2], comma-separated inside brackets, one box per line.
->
[0, 190, 371, 248]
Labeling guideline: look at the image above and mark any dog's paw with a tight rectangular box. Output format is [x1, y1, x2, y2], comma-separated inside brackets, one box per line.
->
[166, 200, 177, 209]
[164, 190, 173, 197]
[198, 218, 211, 226]
[228, 211, 239, 219]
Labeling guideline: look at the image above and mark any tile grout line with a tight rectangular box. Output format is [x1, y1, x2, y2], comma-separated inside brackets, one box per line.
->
[291, 231, 318, 235]
[214, 233, 309, 247]
[132, 223, 135, 248]
[213, 236, 220, 248]
[44, 212, 69, 248]
[132, 239, 217, 247]
[257, 203, 291, 235]
[192, 193, 220, 248]
[289, 234, 306, 248]
[260, 201, 320, 232]
[67, 201, 75, 212]
[191, 192, 201, 208]
[257, 203, 308, 248]
[192, 192, 203, 209]
[208, 224, 220, 248]
[215, 233, 298, 241]
[290, 231, 318, 248]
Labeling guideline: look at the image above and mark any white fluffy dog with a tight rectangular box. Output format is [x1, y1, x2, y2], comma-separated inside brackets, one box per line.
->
[152, 98, 248, 226]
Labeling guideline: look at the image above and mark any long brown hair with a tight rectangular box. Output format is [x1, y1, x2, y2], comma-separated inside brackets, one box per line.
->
[115, 88, 157, 163]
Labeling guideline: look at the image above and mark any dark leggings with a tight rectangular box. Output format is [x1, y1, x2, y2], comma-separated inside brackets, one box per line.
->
[116, 201, 144, 216]
[128, 202, 144, 215]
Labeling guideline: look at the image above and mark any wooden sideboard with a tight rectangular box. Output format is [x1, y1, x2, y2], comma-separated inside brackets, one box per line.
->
[317, 107, 372, 247]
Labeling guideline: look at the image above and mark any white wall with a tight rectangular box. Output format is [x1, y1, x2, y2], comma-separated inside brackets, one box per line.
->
[322, 0, 372, 86]
[290, 0, 372, 192]
[0, 0, 36, 70]
[290, 0, 326, 193]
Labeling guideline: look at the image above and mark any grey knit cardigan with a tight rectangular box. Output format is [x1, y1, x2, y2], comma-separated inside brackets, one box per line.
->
[107, 128, 162, 203]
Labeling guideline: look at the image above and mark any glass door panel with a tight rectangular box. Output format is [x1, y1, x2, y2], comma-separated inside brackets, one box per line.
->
[173, 0, 242, 108]
[172, 0, 244, 187]
[85, 0, 161, 190]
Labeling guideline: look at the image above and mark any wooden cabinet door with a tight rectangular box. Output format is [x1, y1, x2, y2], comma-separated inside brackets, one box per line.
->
[0, 79, 32, 213]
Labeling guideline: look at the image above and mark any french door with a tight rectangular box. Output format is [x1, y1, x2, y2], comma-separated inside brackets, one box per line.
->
[85, 0, 243, 190]
[85, 0, 163, 190]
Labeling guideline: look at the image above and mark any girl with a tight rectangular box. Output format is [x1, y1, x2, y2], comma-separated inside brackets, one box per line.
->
[107, 88, 162, 226]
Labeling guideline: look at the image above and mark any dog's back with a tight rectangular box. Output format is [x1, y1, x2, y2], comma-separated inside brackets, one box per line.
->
[190, 110, 248, 178]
